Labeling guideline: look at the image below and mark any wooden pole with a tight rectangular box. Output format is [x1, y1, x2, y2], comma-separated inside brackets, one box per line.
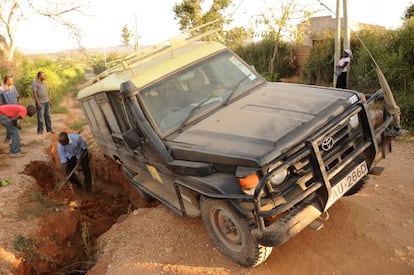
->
[343, 0, 350, 87]
[333, 0, 342, 87]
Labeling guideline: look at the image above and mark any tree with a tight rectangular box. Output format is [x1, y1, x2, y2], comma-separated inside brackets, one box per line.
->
[404, 4, 414, 20]
[224, 26, 254, 50]
[0, 0, 89, 71]
[173, 0, 232, 41]
[121, 24, 131, 46]
[254, 0, 315, 80]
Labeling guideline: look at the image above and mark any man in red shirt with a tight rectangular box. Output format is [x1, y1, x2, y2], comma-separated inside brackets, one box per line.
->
[0, 104, 36, 157]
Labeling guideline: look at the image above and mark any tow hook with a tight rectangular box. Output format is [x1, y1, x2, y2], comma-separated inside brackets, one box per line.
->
[308, 211, 329, 231]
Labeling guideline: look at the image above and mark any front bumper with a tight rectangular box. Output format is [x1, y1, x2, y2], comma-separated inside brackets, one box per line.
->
[252, 202, 322, 246]
[251, 90, 393, 247]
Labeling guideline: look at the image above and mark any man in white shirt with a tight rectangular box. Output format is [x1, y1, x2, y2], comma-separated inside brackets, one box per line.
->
[336, 49, 352, 89]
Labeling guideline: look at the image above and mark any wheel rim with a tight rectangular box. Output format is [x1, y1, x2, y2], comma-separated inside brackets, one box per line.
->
[210, 206, 244, 252]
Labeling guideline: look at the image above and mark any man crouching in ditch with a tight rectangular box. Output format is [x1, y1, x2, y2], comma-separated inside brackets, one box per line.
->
[57, 131, 92, 192]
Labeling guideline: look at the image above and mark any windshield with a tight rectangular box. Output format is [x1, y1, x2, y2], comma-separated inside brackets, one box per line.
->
[139, 51, 260, 133]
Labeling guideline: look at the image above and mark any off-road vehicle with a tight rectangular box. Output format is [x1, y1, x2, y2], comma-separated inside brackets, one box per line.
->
[78, 26, 395, 266]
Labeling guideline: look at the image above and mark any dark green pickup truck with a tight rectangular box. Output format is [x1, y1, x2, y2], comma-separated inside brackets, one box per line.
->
[77, 31, 394, 266]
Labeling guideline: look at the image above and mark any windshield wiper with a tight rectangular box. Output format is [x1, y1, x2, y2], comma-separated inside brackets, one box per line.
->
[178, 95, 217, 132]
[223, 73, 253, 105]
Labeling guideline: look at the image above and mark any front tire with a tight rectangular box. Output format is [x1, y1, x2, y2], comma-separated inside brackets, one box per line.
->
[200, 197, 272, 267]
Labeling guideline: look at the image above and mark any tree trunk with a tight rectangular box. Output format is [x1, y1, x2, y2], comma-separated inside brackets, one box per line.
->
[269, 31, 282, 81]
[270, 41, 278, 80]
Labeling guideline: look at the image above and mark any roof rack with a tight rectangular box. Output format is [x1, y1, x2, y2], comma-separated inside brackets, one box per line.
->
[83, 19, 221, 87]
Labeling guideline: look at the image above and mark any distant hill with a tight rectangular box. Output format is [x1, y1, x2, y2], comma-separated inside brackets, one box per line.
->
[20, 45, 139, 56]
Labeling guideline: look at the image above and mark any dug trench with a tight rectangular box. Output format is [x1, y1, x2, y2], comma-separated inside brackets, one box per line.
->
[16, 142, 155, 274]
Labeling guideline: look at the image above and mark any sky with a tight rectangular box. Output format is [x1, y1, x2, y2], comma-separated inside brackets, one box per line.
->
[14, 0, 413, 53]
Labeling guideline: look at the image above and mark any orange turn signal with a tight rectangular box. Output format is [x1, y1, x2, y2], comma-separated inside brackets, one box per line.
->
[238, 173, 260, 190]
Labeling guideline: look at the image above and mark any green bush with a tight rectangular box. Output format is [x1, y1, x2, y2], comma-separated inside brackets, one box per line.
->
[235, 38, 296, 81]
[12, 56, 85, 105]
[396, 93, 414, 131]
[388, 18, 414, 93]
[301, 32, 335, 85]
[89, 52, 122, 75]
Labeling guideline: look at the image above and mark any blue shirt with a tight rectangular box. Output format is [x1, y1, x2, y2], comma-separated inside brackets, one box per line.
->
[57, 134, 87, 163]
[0, 85, 19, 104]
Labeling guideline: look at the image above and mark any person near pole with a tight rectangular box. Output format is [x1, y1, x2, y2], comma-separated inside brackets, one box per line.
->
[0, 104, 36, 157]
[335, 49, 352, 89]
[57, 131, 92, 192]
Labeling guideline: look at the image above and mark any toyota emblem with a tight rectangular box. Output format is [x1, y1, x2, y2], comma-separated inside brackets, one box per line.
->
[321, 136, 335, 152]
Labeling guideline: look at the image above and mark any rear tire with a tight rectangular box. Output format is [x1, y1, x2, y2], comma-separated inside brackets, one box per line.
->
[200, 197, 272, 267]
[344, 175, 369, 196]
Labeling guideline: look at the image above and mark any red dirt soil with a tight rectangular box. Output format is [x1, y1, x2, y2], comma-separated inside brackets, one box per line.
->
[89, 140, 414, 275]
[0, 94, 413, 274]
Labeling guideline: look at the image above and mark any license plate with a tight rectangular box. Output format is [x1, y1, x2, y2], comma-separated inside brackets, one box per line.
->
[326, 161, 368, 209]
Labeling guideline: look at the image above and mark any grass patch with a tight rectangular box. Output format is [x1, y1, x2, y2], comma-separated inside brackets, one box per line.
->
[81, 222, 95, 262]
[70, 120, 87, 132]
[19, 116, 37, 128]
[22, 139, 47, 147]
[14, 235, 40, 264]
[17, 191, 65, 220]
[52, 105, 69, 114]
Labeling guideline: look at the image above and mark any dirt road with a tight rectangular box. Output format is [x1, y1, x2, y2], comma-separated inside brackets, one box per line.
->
[88, 140, 414, 275]
[0, 95, 413, 274]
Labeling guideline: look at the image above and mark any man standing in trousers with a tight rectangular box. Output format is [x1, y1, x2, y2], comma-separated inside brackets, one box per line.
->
[31, 71, 54, 134]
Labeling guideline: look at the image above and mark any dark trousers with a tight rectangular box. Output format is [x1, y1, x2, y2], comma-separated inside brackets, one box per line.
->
[336, 72, 348, 89]
[67, 153, 92, 191]
[36, 102, 53, 133]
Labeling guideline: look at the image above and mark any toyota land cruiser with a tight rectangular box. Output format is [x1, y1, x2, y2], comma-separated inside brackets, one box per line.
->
[77, 26, 394, 266]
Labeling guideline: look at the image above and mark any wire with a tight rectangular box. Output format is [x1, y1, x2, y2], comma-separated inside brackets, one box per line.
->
[229, 0, 246, 18]
[316, 0, 380, 69]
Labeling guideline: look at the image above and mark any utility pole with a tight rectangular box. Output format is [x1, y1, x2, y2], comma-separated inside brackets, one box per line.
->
[134, 14, 139, 52]
[333, 0, 342, 87]
[343, 0, 350, 87]
[343, 0, 350, 49]
[104, 47, 107, 69]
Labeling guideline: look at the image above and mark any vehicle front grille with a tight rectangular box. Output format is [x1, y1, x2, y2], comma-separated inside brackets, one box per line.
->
[258, 106, 373, 217]
[317, 111, 364, 181]
[266, 106, 366, 194]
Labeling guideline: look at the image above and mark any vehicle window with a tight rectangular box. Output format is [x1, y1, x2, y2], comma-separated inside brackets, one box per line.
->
[101, 102, 121, 133]
[107, 91, 131, 133]
[88, 99, 111, 134]
[82, 100, 98, 131]
[140, 51, 259, 133]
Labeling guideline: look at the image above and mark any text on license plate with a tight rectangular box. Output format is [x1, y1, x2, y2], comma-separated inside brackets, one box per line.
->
[326, 161, 368, 209]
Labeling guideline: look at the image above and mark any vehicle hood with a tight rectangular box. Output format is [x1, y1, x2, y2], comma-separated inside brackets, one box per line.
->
[167, 82, 360, 167]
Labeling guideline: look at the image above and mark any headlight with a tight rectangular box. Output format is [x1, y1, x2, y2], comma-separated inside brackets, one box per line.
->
[349, 114, 359, 129]
[267, 161, 288, 185]
[269, 169, 288, 185]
